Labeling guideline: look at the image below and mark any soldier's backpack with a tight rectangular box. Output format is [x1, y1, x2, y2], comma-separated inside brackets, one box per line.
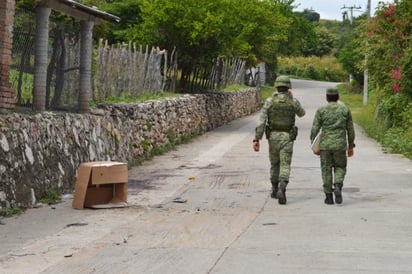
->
[266, 92, 296, 132]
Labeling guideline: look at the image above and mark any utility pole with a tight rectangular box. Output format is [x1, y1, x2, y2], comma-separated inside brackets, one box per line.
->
[341, 4, 362, 24]
[363, 0, 371, 106]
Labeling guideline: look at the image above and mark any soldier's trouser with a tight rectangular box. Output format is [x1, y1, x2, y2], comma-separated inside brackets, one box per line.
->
[268, 139, 293, 186]
[320, 150, 347, 194]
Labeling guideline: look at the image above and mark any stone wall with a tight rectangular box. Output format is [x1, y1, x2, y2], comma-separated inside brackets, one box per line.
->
[0, 88, 261, 208]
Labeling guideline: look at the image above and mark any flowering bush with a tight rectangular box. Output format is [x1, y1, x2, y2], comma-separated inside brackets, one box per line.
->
[361, 0, 412, 130]
[364, 0, 411, 96]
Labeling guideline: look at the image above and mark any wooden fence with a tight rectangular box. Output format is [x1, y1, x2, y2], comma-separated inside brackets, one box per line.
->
[180, 57, 246, 93]
[94, 40, 171, 101]
[95, 40, 246, 96]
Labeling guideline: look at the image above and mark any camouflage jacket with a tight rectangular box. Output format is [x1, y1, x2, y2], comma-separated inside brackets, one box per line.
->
[310, 102, 355, 151]
[255, 92, 305, 141]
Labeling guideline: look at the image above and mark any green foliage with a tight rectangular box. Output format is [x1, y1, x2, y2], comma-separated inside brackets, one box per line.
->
[167, 128, 175, 144]
[277, 55, 347, 82]
[260, 85, 275, 101]
[101, 91, 179, 104]
[339, 86, 412, 159]
[399, 45, 412, 98]
[353, 0, 412, 144]
[145, 120, 152, 132]
[140, 139, 152, 159]
[337, 36, 364, 85]
[0, 206, 25, 217]
[303, 64, 318, 79]
[378, 93, 412, 128]
[101, 0, 143, 43]
[319, 17, 364, 83]
[382, 127, 412, 157]
[277, 10, 316, 58]
[38, 189, 61, 205]
[303, 26, 336, 57]
[361, 0, 412, 97]
[121, 0, 292, 70]
[346, 79, 363, 94]
[15, 0, 35, 9]
[332, 0, 412, 159]
[221, 84, 249, 92]
[10, 70, 33, 103]
[301, 9, 320, 22]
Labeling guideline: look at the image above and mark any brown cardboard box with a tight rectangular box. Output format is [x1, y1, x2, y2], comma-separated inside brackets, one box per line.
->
[72, 161, 128, 209]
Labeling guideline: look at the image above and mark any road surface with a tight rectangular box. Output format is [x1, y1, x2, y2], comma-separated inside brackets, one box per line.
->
[1, 79, 411, 274]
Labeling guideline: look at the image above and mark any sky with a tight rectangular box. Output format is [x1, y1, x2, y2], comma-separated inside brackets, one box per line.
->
[294, 0, 386, 21]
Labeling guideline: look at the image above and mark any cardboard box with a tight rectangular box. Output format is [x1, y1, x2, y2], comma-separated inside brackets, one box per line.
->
[72, 161, 128, 209]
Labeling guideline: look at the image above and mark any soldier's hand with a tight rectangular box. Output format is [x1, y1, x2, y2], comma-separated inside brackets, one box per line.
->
[288, 89, 293, 97]
[347, 148, 354, 157]
[253, 140, 260, 152]
[313, 150, 320, 156]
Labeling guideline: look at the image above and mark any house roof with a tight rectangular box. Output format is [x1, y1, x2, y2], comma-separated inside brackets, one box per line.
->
[35, 0, 120, 23]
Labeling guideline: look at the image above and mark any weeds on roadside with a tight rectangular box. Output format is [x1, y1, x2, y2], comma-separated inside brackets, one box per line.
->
[0, 206, 25, 217]
[338, 84, 412, 159]
[38, 189, 61, 205]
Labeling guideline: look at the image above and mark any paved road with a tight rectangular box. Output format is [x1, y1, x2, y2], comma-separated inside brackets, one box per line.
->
[1, 79, 411, 273]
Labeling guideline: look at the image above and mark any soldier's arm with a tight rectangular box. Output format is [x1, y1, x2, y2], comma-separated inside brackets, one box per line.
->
[346, 109, 355, 149]
[310, 109, 322, 142]
[254, 98, 271, 140]
[293, 99, 305, 117]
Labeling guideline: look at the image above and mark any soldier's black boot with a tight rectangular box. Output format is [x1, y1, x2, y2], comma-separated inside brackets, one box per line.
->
[271, 182, 278, 199]
[277, 181, 287, 205]
[324, 193, 334, 205]
[334, 184, 343, 204]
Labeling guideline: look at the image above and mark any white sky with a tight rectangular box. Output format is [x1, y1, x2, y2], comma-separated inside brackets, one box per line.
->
[294, 0, 388, 21]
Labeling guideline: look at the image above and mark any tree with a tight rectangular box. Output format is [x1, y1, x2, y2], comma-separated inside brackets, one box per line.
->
[123, 0, 292, 89]
[337, 20, 364, 86]
[311, 26, 336, 57]
[101, 0, 143, 43]
[301, 8, 320, 22]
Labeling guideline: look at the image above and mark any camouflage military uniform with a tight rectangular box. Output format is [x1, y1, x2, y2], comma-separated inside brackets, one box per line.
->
[310, 89, 355, 204]
[255, 78, 305, 204]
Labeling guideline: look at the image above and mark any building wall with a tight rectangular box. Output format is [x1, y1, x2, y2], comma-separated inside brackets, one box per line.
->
[0, 0, 15, 110]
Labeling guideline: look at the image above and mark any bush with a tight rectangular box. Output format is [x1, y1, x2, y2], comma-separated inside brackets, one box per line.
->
[339, 85, 412, 159]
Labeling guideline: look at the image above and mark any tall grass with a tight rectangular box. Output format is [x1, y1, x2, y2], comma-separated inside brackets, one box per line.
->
[278, 55, 347, 82]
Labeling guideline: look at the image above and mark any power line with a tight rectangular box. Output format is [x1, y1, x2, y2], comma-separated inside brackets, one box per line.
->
[341, 5, 362, 24]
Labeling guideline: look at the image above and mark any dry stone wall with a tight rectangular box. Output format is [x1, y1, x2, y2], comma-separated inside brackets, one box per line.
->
[0, 88, 261, 208]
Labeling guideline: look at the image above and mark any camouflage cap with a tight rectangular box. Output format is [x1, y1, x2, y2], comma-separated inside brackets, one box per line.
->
[326, 88, 339, 95]
[274, 75, 291, 88]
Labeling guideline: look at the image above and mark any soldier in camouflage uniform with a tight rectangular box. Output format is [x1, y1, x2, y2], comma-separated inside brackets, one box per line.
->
[253, 76, 305, 205]
[310, 88, 355, 205]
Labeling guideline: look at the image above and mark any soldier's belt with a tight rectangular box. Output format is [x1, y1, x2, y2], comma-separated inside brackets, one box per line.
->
[267, 127, 292, 132]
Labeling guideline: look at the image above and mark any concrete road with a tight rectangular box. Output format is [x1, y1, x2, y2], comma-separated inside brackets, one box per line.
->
[1, 79, 411, 274]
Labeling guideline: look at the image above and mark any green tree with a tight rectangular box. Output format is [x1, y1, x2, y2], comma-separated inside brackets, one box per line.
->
[123, 0, 292, 88]
[277, 11, 316, 57]
[101, 0, 143, 43]
[337, 20, 364, 85]
[303, 26, 336, 57]
[301, 8, 320, 22]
